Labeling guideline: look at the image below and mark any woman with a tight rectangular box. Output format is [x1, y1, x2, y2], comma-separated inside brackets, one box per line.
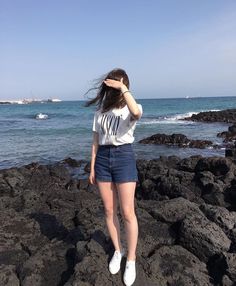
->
[86, 68, 142, 286]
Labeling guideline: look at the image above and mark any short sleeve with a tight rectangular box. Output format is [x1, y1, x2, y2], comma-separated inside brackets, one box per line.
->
[92, 112, 99, 132]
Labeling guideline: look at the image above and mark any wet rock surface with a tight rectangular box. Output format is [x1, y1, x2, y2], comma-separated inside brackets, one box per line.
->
[0, 156, 236, 285]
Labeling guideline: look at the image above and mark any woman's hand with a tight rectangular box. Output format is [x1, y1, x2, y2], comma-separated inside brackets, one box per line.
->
[103, 78, 127, 92]
[89, 170, 96, 185]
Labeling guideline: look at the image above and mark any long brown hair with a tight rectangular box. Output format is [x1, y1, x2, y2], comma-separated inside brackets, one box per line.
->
[84, 68, 130, 113]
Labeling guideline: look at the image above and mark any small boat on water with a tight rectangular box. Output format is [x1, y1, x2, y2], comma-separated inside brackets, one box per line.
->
[35, 113, 48, 120]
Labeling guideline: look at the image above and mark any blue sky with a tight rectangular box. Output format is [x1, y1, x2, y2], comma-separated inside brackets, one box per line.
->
[1, 0, 236, 100]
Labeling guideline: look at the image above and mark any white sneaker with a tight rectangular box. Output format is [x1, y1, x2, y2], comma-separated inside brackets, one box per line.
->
[123, 260, 136, 286]
[108, 249, 125, 274]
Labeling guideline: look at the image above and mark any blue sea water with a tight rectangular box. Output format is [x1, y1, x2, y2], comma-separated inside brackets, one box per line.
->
[0, 97, 235, 170]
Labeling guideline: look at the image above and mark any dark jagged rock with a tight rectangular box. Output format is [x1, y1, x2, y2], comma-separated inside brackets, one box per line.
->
[199, 203, 236, 231]
[179, 213, 231, 262]
[221, 274, 235, 286]
[218, 132, 236, 143]
[19, 241, 76, 286]
[230, 227, 236, 253]
[147, 245, 212, 285]
[225, 180, 236, 212]
[184, 109, 236, 123]
[1, 156, 236, 285]
[61, 157, 82, 168]
[139, 133, 213, 148]
[195, 157, 233, 176]
[225, 147, 236, 159]
[224, 253, 236, 282]
[229, 125, 236, 133]
[136, 207, 176, 257]
[218, 124, 236, 143]
[225, 141, 236, 162]
[177, 155, 202, 172]
[138, 197, 202, 223]
[207, 253, 228, 285]
[0, 265, 20, 286]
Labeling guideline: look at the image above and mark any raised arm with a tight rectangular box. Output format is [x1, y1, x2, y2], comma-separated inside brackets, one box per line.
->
[103, 78, 142, 120]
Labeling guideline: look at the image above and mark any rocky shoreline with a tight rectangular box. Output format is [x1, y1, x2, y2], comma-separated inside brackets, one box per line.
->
[1, 155, 236, 286]
[184, 109, 236, 123]
[1, 109, 236, 286]
[139, 133, 214, 149]
[218, 124, 236, 143]
[138, 109, 236, 152]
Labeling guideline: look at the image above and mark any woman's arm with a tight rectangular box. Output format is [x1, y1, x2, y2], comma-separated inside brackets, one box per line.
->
[103, 78, 142, 120]
[89, 131, 99, 185]
[120, 86, 141, 120]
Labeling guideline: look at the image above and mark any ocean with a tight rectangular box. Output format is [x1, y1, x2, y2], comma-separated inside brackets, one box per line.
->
[0, 97, 235, 170]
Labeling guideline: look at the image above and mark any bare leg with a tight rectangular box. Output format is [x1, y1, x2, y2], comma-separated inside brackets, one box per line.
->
[116, 182, 138, 261]
[97, 181, 122, 252]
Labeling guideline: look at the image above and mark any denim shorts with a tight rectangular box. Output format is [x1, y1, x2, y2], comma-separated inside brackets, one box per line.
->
[94, 143, 138, 183]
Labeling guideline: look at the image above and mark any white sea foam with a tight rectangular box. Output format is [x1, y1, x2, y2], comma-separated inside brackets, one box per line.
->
[165, 112, 198, 121]
[138, 118, 195, 125]
[138, 109, 222, 126]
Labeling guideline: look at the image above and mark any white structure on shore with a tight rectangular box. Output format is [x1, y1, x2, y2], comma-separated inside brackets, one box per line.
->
[0, 100, 28, 104]
[0, 98, 62, 104]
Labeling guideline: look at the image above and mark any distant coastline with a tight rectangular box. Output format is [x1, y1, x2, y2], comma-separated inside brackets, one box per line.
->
[0, 98, 62, 105]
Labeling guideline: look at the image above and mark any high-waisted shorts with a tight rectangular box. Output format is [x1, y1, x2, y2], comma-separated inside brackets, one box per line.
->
[95, 143, 138, 183]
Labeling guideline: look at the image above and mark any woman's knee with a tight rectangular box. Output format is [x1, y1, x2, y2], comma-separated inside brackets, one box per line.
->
[121, 208, 136, 222]
[104, 207, 117, 219]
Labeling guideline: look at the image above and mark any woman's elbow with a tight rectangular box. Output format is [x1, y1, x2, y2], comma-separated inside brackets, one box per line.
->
[132, 111, 142, 120]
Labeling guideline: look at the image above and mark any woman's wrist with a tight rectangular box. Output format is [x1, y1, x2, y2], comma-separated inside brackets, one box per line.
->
[120, 84, 128, 94]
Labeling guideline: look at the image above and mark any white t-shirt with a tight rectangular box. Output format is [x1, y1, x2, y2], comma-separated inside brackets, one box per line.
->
[92, 104, 143, 145]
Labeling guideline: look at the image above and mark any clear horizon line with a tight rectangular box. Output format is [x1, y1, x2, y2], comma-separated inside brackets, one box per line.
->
[1, 94, 236, 102]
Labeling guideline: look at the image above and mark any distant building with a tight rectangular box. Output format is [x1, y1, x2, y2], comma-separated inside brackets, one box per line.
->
[0, 98, 62, 104]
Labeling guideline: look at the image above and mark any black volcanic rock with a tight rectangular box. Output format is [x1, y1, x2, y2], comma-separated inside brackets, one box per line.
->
[199, 203, 236, 232]
[184, 109, 236, 123]
[147, 245, 212, 285]
[195, 156, 233, 176]
[179, 213, 231, 262]
[225, 147, 236, 160]
[224, 253, 236, 282]
[139, 133, 213, 148]
[218, 124, 236, 143]
[62, 157, 82, 167]
[1, 156, 236, 285]
[137, 197, 202, 223]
